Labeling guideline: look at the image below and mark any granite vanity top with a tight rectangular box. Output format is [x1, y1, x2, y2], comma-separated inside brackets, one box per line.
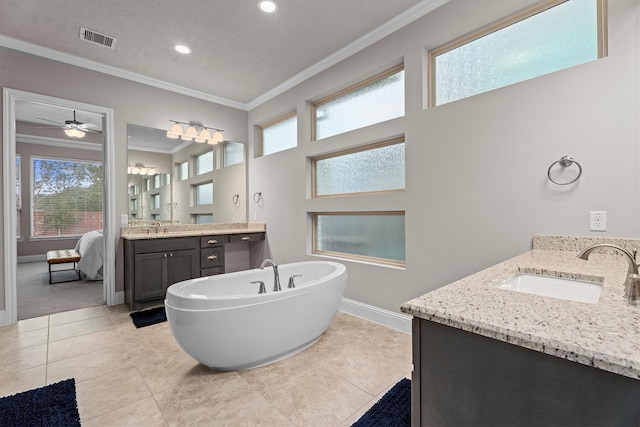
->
[121, 223, 266, 240]
[401, 235, 640, 380]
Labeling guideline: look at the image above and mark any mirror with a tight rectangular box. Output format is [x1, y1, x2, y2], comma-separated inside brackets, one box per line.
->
[127, 124, 246, 225]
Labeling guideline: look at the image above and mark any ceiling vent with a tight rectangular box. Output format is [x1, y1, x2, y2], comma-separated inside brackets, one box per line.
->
[79, 27, 116, 49]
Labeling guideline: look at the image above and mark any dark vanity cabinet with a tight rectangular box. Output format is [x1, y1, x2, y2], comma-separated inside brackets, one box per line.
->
[200, 235, 228, 277]
[124, 231, 265, 310]
[124, 237, 199, 310]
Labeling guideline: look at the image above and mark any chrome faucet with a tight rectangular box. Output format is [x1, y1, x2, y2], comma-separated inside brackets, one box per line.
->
[151, 221, 161, 234]
[260, 259, 281, 291]
[577, 243, 640, 301]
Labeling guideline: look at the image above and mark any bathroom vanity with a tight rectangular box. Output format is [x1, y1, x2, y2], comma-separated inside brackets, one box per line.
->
[402, 235, 640, 426]
[122, 223, 265, 310]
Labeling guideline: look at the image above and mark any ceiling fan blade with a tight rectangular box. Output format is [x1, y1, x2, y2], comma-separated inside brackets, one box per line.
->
[36, 117, 65, 125]
[79, 122, 99, 130]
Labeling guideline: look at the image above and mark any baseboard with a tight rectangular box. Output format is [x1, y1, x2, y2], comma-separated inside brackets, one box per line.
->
[18, 254, 46, 263]
[340, 298, 412, 334]
[113, 291, 125, 306]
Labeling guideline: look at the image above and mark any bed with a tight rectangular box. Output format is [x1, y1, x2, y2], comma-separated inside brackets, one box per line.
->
[74, 230, 104, 280]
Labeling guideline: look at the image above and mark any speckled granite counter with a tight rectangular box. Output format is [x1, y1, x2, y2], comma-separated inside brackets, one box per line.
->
[121, 223, 266, 240]
[401, 235, 640, 380]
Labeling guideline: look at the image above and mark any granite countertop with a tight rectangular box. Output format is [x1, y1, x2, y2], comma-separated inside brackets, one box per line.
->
[401, 235, 640, 380]
[121, 223, 266, 240]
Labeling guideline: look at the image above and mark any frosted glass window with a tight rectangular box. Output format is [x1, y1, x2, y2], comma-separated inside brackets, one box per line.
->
[196, 151, 213, 175]
[261, 114, 297, 156]
[194, 182, 213, 206]
[432, 0, 601, 106]
[193, 214, 213, 224]
[314, 66, 404, 140]
[314, 140, 405, 197]
[178, 161, 188, 181]
[153, 174, 160, 189]
[151, 194, 160, 209]
[224, 142, 244, 166]
[314, 213, 405, 265]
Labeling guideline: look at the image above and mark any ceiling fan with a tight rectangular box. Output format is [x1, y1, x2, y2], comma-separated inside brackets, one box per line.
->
[36, 110, 100, 138]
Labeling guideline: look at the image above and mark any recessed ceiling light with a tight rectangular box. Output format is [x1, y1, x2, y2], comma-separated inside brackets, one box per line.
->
[258, 0, 278, 13]
[174, 44, 191, 54]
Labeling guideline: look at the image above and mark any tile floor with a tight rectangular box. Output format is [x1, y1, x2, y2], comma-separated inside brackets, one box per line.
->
[0, 304, 412, 426]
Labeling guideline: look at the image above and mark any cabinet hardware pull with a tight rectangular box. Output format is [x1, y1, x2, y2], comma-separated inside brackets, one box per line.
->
[207, 255, 218, 260]
[208, 239, 218, 244]
[163, 253, 168, 258]
[169, 253, 173, 257]
[241, 236, 250, 241]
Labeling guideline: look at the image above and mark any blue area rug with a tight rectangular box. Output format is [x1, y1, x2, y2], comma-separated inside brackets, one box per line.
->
[130, 306, 167, 328]
[0, 378, 80, 427]
[352, 378, 411, 427]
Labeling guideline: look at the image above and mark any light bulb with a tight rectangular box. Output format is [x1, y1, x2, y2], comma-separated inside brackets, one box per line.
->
[196, 128, 211, 143]
[181, 126, 197, 141]
[167, 123, 183, 139]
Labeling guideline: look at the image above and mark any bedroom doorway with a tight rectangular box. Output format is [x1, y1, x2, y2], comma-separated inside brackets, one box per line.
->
[3, 88, 116, 324]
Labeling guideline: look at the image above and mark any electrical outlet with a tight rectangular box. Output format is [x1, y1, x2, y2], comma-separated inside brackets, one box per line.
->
[590, 211, 607, 231]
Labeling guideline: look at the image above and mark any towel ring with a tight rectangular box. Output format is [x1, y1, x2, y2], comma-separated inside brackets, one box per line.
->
[547, 155, 582, 185]
[232, 194, 240, 205]
[253, 192, 263, 203]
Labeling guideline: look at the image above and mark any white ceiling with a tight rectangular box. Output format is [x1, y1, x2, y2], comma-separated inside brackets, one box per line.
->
[0, 0, 447, 109]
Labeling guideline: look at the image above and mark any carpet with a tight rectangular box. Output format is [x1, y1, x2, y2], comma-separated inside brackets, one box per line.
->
[352, 378, 411, 427]
[130, 306, 167, 328]
[0, 378, 81, 427]
[17, 260, 103, 320]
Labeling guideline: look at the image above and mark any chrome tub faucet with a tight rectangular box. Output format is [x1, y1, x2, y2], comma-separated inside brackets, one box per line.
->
[260, 259, 281, 291]
[577, 243, 640, 301]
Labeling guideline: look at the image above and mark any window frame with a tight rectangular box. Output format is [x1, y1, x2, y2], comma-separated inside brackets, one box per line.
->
[30, 155, 103, 239]
[258, 111, 297, 157]
[195, 150, 214, 175]
[193, 181, 213, 206]
[311, 136, 405, 198]
[427, 0, 608, 107]
[312, 211, 406, 267]
[311, 64, 405, 141]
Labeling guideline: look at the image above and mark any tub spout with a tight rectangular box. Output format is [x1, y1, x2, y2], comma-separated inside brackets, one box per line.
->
[260, 259, 281, 291]
[577, 243, 640, 301]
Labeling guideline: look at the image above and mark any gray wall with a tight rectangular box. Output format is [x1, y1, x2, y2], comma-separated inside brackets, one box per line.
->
[0, 47, 248, 311]
[247, 0, 640, 312]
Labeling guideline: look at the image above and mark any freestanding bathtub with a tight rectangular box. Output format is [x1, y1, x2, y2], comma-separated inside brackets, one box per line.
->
[165, 261, 347, 370]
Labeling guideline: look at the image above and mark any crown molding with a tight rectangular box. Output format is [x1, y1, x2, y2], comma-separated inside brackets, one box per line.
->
[16, 133, 103, 151]
[0, 35, 246, 111]
[246, 0, 449, 110]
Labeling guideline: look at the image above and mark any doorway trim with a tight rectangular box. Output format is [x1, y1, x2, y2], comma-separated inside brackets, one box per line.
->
[2, 88, 116, 325]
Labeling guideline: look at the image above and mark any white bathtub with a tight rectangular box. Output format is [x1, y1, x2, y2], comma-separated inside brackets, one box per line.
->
[164, 261, 347, 370]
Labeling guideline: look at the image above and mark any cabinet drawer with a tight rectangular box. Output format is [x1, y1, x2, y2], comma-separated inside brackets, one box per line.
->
[200, 235, 229, 248]
[201, 247, 224, 268]
[229, 232, 265, 243]
[135, 237, 198, 254]
[201, 267, 224, 277]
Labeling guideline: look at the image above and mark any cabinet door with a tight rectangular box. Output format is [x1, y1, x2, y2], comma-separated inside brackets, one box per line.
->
[166, 249, 200, 290]
[134, 252, 167, 301]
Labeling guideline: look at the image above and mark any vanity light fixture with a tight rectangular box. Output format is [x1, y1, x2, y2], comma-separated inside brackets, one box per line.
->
[258, 0, 278, 13]
[128, 163, 157, 175]
[167, 120, 224, 145]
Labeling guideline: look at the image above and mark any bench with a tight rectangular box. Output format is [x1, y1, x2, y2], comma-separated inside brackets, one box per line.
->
[46, 249, 82, 284]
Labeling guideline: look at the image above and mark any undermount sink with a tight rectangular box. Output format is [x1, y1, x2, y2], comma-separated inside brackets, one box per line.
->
[495, 273, 602, 304]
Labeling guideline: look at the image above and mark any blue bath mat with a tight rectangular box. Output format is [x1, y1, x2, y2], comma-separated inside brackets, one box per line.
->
[352, 377, 411, 427]
[0, 378, 81, 427]
[130, 306, 167, 328]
